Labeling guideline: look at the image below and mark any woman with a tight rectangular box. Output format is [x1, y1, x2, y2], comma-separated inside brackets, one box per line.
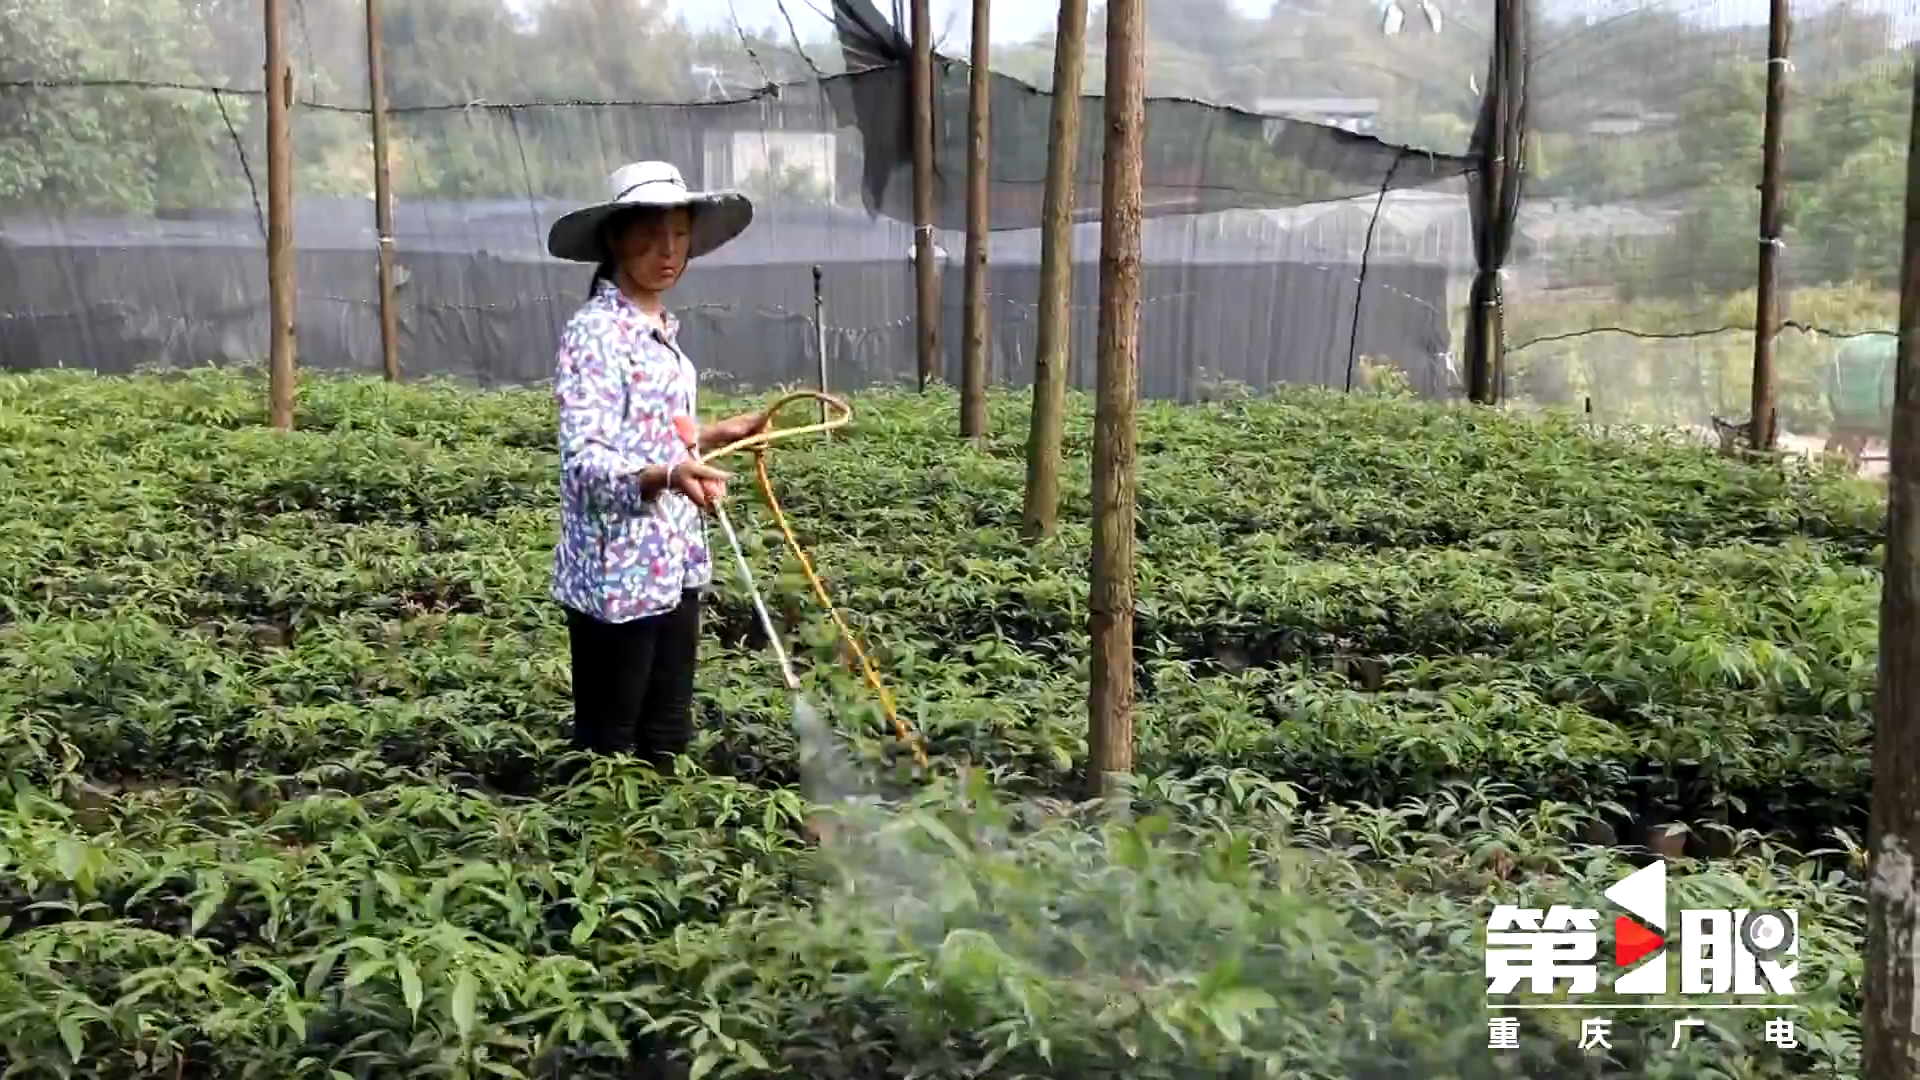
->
[545, 160, 766, 766]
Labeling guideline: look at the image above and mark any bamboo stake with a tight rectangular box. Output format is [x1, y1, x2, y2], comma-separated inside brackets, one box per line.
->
[910, 0, 938, 391]
[1087, 0, 1146, 796]
[265, 0, 297, 429]
[959, 0, 992, 439]
[366, 0, 400, 382]
[1750, 0, 1791, 451]
[1467, 0, 1509, 405]
[1020, 0, 1089, 539]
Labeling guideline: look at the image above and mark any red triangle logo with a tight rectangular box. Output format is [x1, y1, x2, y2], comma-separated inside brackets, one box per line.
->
[1615, 915, 1665, 967]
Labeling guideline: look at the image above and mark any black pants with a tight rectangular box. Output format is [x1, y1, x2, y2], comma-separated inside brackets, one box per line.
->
[565, 590, 703, 764]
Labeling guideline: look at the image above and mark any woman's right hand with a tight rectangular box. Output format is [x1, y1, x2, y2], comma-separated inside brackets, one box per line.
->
[667, 460, 731, 509]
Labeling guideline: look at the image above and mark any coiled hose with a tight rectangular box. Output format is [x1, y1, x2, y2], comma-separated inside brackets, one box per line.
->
[699, 390, 928, 771]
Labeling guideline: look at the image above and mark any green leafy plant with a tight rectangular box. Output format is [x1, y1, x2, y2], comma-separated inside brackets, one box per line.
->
[0, 369, 1881, 1078]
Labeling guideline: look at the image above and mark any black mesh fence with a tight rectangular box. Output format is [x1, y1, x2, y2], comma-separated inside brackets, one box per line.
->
[1505, 0, 1917, 459]
[0, 0, 1488, 402]
[4, 0, 1915, 431]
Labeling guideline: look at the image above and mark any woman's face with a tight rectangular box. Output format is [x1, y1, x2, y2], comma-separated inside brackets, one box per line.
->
[610, 207, 693, 292]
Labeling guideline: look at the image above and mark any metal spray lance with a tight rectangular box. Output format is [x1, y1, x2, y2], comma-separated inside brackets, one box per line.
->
[671, 415, 801, 693]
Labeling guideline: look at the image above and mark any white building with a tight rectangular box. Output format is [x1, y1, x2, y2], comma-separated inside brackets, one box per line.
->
[1254, 97, 1384, 138]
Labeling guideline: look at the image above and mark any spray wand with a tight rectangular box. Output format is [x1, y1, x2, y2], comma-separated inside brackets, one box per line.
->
[672, 413, 801, 693]
[670, 392, 929, 771]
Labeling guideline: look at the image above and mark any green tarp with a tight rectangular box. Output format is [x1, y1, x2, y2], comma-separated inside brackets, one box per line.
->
[1829, 332, 1897, 430]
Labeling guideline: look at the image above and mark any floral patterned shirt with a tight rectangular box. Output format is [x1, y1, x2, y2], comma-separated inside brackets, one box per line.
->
[551, 280, 712, 623]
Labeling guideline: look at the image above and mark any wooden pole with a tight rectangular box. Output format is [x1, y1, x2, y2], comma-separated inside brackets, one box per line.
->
[1020, 0, 1088, 539]
[1863, 47, 1920, 1080]
[1086, 0, 1145, 796]
[959, 0, 992, 439]
[366, 0, 400, 382]
[910, 0, 938, 392]
[814, 264, 831, 427]
[1467, 0, 1508, 406]
[1750, 0, 1791, 452]
[265, 0, 297, 430]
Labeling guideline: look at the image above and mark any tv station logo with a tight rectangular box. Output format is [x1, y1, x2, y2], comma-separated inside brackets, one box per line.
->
[1483, 859, 1801, 1052]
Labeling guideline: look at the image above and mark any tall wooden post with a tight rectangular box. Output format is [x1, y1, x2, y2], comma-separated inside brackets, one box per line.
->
[1466, 0, 1508, 406]
[1020, 0, 1088, 539]
[910, 0, 938, 391]
[1086, 0, 1145, 795]
[959, 0, 992, 439]
[265, 0, 297, 430]
[366, 0, 400, 382]
[1863, 44, 1920, 1080]
[1750, 0, 1791, 451]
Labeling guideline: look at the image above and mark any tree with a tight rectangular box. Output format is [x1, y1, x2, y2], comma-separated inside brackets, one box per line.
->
[370, 0, 546, 198]
[1086, 0, 1145, 795]
[995, 0, 1484, 149]
[740, 153, 833, 203]
[1793, 63, 1912, 290]
[1021, 0, 1090, 540]
[1530, 47, 1918, 305]
[992, 35, 1061, 91]
[0, 0, 250, 213]
[1863, 43, 1920, 1080]
[1798, 137, 1906, 289]
[526, 0, 696, 101]
[380, 0, 541, 108]
[352, 0, 745, 201]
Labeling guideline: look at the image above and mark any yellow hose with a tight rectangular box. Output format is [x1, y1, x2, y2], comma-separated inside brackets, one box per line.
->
[702, 390, 929, 771]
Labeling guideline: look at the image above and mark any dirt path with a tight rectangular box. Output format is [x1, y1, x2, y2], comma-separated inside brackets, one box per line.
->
[1776, 432, 1889, 478]
[1668, 425, 1888, 478]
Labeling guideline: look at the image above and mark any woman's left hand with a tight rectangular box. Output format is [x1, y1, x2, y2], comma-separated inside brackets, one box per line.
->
[706, 410, 768, 449]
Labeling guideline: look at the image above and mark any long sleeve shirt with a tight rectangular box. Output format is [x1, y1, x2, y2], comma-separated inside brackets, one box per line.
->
[550, 280, 712, 623]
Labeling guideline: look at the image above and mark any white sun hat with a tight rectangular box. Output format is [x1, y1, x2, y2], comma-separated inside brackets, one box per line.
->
[546, 160, 754, 264]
